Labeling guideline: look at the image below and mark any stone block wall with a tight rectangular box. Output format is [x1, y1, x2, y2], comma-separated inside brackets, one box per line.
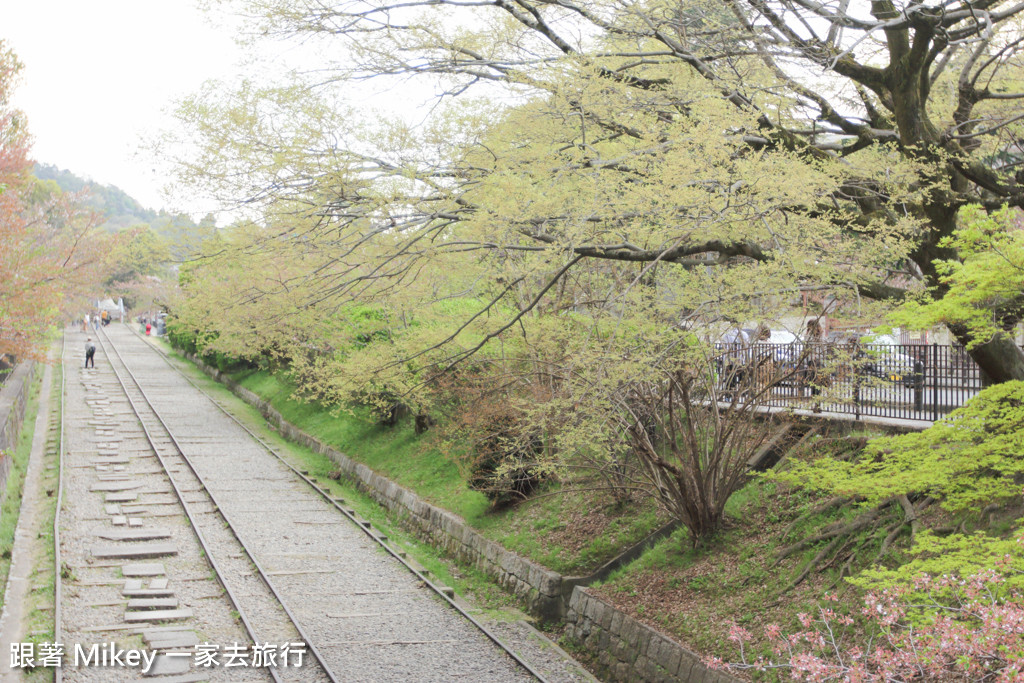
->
[0, 362, 35, 502]
[565, 588, 741, 683]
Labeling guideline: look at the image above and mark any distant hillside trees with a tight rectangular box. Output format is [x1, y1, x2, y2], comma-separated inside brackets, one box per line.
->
[34, 163, 217, 247]
[34, 162, 157, 229]
[31, 163, 218, 311]
[174, 0, 1024, 384]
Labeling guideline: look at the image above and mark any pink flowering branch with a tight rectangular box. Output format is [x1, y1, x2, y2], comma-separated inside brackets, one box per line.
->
[710, 568, 1024, 682]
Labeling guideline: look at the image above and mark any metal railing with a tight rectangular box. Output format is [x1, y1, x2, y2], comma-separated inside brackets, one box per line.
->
[713, 342, 983, 422]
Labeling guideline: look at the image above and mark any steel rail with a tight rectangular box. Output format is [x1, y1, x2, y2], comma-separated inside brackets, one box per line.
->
[54, 332, 67, 683]
[93, 330, 299, 683]
[134, 329, 550, 683]
[97, 329, 342, 682]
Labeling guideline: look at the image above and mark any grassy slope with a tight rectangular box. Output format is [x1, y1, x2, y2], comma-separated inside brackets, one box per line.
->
[24, 365, 59, 682]
[221, 364, 889, 678]
[589, 436, 964, 679]
[231, 368, 666, 575]
[591, 480, 844, 672]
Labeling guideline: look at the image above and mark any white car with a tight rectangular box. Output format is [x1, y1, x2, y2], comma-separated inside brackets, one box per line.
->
[860, 335, 919, 385]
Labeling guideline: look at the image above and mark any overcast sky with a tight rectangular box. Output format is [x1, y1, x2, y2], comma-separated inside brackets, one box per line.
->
[2, 1, 243, 215]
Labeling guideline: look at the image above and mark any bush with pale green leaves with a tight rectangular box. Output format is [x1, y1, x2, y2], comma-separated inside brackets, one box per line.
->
[777, 380, 1024, 588]
[778, 380, 1024, 514]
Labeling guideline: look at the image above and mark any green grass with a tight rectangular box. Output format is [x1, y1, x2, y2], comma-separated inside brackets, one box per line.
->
[222, 367, 663, 574]
[23, 360, 63, 682]
[472, 485, 666, 574]
[233, 369, 492, 518]
[589, 476, 885, 679]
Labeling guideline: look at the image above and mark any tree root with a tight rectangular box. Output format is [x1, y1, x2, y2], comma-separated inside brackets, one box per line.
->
[776, 500, 889, 563]
[777, 494, 944, 591]
[778, 493, 942, 592]
[829, 533, 878, 591]
[788, 534, 865, 591]
[785, 536, 843, 590]
[782, 495, 851, 539]
[876, 519, 907, 561]
[773, 489, 946, 592]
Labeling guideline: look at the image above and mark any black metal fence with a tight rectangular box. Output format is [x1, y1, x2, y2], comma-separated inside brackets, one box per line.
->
[714, 342, 983, 422]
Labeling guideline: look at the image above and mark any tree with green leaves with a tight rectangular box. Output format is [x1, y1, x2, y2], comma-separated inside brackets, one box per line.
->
[773, 378, 1024, 586]
[182, 0, 1024, 381]
[894, 203, 1024, 346]
[107, 227, 172, 285]
[165, 0, 1024, 542]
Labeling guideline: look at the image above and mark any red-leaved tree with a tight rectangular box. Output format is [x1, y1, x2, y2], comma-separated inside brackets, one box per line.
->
[0, 41, 116, 363]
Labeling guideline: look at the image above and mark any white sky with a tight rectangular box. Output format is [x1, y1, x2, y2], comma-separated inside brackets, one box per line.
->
[2, 1, 244, 216]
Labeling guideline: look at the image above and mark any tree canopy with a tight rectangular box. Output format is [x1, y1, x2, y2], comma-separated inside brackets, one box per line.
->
[0, 41, 117, 362]
[175, 0, 1024, 379]
[166, 0, 1024, 542]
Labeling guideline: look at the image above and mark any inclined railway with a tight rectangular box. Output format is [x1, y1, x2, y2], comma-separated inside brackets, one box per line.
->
[51, 324, 545, 682]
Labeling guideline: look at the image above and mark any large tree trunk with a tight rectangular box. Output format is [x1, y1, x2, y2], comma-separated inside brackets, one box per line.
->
[950, 327, 1024, 384]
[913, 201, 1024, 384]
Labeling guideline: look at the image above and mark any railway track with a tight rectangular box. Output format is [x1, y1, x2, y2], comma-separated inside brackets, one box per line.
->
[55, 331, 283, 681]
[51, 323, 546, 682]
[126, 332, 553, 681]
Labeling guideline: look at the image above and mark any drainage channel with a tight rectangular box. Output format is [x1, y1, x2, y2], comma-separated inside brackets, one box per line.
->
[56, 332, 66, 683]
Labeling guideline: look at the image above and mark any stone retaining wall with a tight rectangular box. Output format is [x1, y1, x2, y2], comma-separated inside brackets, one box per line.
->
[0, 362, 36, 502]
[565, 588, 741, 683]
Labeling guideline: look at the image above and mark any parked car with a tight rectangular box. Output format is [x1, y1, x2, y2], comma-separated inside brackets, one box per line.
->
[860, 334, 919, 386]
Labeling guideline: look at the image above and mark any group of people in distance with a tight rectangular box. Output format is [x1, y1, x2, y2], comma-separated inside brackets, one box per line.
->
[80, 311, 156, 369]
[81, 310, 112, 332]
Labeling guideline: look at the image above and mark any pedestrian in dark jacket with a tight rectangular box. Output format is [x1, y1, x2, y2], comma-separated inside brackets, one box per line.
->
[85, 338, 96, 368]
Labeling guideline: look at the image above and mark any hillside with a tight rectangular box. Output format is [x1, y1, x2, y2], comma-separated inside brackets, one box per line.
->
[33, 163, 158, 230]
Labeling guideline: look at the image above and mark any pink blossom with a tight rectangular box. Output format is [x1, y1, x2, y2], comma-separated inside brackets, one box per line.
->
[710, 570, 1024, 682]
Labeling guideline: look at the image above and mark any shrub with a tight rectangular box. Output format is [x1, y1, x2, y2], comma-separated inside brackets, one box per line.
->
[716, 540, 1024, 682]
[468, 412, 546, 508]
[453, 391, 550, 508]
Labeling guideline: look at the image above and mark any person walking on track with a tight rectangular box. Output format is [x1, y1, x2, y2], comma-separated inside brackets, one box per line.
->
[85, 338, 95, 369]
